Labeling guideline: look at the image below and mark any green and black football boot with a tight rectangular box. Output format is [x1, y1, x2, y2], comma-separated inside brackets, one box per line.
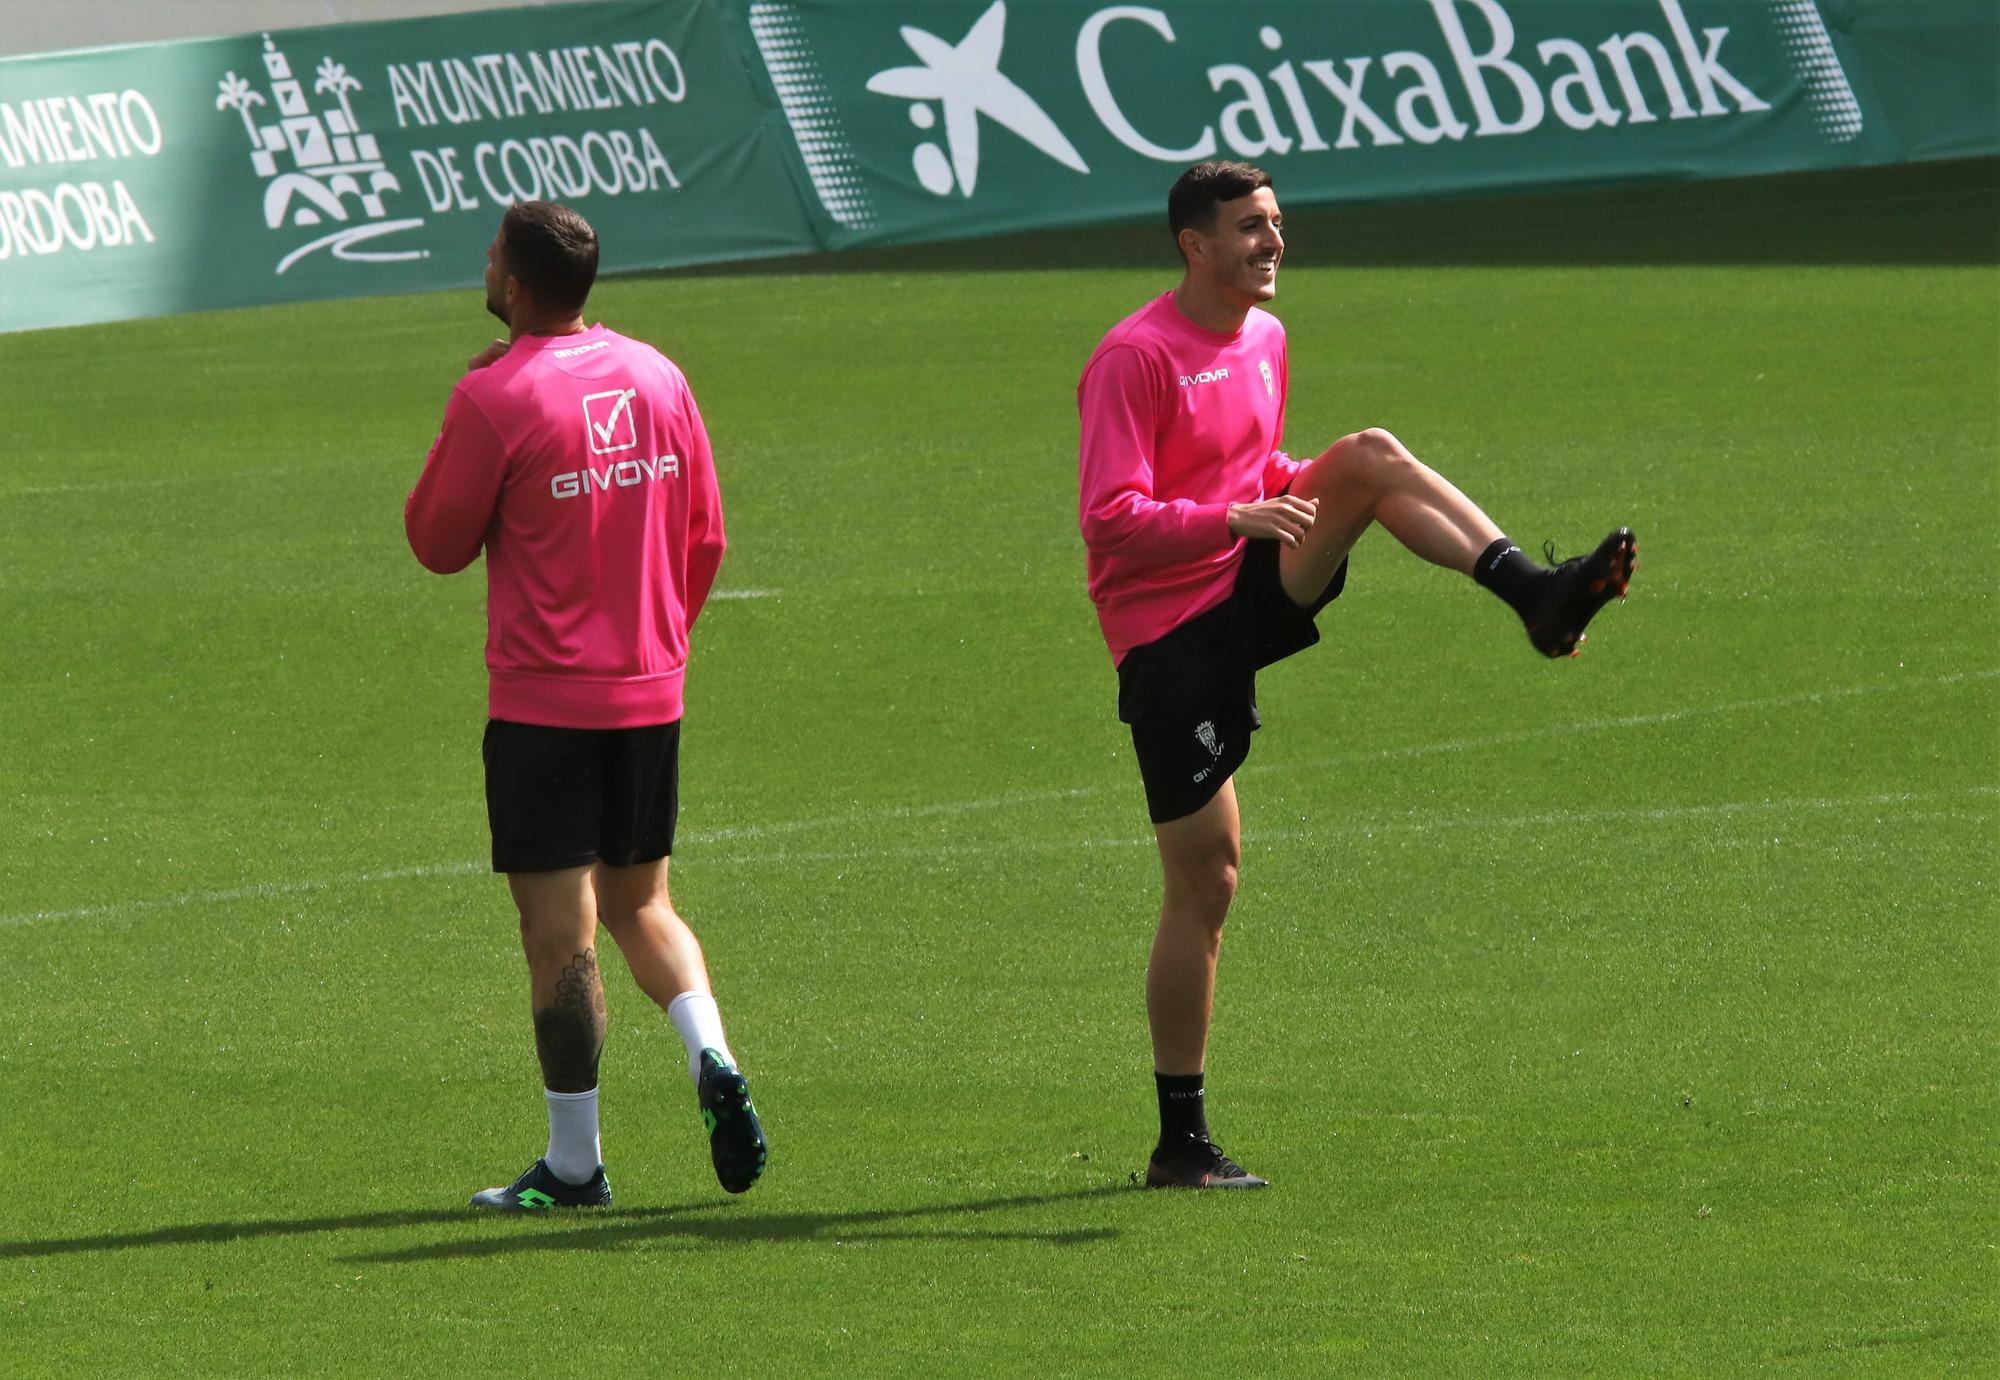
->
[697, 1049, 768, 1194]
[469, 1157, 612, 1211]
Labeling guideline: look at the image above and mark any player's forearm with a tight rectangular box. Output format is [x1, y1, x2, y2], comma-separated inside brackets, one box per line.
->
[408, 390, 504, 574]
[403, 491, 485, 573]
[683, 536, 725, 629]
[1081, 493, 1234, 564]
[402, 464, 488, 568]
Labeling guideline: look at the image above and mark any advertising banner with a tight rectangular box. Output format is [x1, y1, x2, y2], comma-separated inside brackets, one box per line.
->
[733, 0, 1997, 250]
[1, 0, 1993, 333]
[0, 0, 817, 333]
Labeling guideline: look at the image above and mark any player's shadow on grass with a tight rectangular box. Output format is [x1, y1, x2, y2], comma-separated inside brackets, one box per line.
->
[0, 1186, 1128, 1263]
[0, 1208, 490, 1259]
[344, 1184, 1132, 1263]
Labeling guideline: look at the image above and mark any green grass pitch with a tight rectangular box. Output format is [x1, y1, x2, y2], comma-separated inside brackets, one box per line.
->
[0, 160, 1993, 1376]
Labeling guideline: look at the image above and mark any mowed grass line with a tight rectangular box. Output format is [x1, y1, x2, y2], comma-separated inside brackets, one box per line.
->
[3, 668, 1989, 925]
[0, 166, 1994, 1375]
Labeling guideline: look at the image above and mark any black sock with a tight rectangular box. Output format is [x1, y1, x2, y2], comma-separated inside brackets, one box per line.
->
[1155, 1072, 1209, 1150]
[1473, 537, 1545, 619]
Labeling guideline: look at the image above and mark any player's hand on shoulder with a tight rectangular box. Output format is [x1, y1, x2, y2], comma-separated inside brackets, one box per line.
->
[467, 338, 509, 371]
[1227, 494, 1318, 547]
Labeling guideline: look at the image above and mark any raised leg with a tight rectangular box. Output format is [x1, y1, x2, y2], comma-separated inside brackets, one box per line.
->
[1278, 427, 1505, 606]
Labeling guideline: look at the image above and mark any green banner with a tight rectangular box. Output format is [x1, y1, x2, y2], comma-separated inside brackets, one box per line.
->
[0, 0, 817, 333]
[2, 1, 1994, 333]
[734, 0, 1997, 250]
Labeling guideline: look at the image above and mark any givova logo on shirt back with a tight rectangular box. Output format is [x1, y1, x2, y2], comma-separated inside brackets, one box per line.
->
[552, 388, 680, 499]
[551, 451, 682, 500]
[583, 387, 639, 453]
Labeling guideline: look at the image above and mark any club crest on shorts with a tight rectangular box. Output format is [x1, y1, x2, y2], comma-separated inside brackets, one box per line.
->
[1191, 718, 1225, 782]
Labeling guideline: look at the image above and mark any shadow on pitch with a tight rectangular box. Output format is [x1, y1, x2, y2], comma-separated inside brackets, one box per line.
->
[0, 1185, 1129, 1263]
[0, 1207, 497, 1259]
[341, 1184, 1132, 1263]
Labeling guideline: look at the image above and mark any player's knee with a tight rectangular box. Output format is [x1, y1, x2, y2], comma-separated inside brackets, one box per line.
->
[1210, 856, 1240, 912]
[1171, 844, 1239, 923]
[1197, 863, 1239, 936]
[1355, 425, 1406, 454]
[517, 911, 589, 972]
[595, 902, 636, 941]
[1336, 427, 1417, 486]
[597, 897, 668, 946]
[516, 909, 546, 953]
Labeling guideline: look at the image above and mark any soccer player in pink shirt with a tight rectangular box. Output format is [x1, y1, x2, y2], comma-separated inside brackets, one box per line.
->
[1080, 162, 1636, 1189]
[406, 201, 765, 1209]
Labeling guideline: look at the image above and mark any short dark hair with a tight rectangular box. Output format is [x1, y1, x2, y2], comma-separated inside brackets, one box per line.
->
[1167, 161, 1273, 259]
[501, 200, 598, 314]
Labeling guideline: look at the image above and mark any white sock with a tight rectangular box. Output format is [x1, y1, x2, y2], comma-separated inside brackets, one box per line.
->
[543, 1087, 601, 1185]
[667, 991, 735, 1085]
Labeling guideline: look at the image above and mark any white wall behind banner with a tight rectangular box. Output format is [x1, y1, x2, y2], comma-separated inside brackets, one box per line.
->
[0, 0, 592, 59]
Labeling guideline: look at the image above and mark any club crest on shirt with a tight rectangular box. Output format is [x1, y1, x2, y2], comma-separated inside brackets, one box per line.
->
[1259, 359, 1274, 398]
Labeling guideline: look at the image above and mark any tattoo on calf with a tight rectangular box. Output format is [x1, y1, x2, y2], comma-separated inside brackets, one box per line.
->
[533, 947, 608, 1093]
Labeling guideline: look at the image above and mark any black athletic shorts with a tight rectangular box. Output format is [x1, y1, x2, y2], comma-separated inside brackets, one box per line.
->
[1117, 538, 1348, 825]
[482, 718, 681, 873]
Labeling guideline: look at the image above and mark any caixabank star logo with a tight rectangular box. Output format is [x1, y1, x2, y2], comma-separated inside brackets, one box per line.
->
[861, 1, 1090, 198]
[746, 0, 1093, 230]
[214, 34, 426, 274]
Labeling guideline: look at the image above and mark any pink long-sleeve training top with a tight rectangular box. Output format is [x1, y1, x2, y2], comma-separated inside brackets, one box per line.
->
[1077, 292, 1298, 664]
[405, 324, 725, 729]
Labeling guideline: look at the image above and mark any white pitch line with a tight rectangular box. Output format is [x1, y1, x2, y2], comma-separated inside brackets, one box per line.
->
[1266, 665, 2000, 775]
[3, 669, 1993, 927]
[689, 786, 1098, 843]
[695, 785, 1998, 870]
[709, 589, 779, 601]
[696, 665, 2000, 842]
[0, 861, 484, 928]
[3, 467, 300, 499]
[7, 787, 1991, 927]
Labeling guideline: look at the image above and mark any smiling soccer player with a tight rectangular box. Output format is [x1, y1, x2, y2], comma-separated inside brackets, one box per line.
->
[1077, 161, 1637, 1189]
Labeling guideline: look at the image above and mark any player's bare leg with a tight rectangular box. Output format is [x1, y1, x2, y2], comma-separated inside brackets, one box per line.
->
[1148, 781, 1240, 1075]
[1280, 428, 1635, 657]
[1279, 428, 1501, 599]
[1144, 779, 1267, 1189]
[596, 858, 766, 1193]
[470, 866, 612, 1209]
[510, 866, 608, 1095]
[593, 858, 710, 1008]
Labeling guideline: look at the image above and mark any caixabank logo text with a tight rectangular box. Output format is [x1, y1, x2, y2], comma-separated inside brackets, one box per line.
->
[746, 0, 1864, 227]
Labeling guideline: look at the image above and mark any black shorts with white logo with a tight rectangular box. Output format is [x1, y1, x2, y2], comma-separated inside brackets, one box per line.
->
[482, 718, 681, 873]
[1117, 539, 1347, 825]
